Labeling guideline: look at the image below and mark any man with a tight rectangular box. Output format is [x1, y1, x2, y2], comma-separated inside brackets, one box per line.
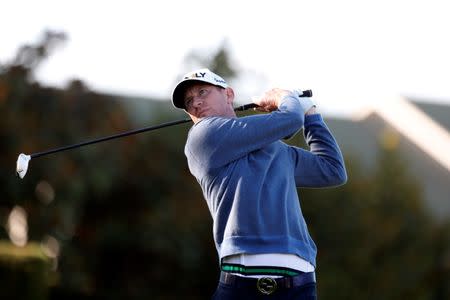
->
[172, 68, 347, 299]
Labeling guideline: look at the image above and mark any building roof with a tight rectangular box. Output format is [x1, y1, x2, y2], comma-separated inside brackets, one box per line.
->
[412, 99, 450, 131]
[326, 96, 450, 221]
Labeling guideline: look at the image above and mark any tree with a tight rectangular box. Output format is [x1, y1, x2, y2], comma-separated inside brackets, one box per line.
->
[300, 146, 439, 299]
[183, 39, 238, 81]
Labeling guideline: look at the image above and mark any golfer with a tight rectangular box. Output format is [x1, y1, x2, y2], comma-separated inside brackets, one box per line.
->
[172, 68, 347, 299]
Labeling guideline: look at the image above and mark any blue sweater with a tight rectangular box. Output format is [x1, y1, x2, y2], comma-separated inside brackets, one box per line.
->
[184, 94, 347, 267]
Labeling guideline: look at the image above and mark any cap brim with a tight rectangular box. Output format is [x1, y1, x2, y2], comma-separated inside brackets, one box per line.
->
[172, 80, 201, 109]
[172, 79, 228, 109]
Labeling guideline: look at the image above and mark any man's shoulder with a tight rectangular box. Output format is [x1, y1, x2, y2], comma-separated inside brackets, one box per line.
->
[190, 116, 235, 134]
[187, 117, 223, 144]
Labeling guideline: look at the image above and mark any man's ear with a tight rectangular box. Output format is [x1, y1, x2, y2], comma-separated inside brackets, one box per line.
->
[225, 87, 235, 105]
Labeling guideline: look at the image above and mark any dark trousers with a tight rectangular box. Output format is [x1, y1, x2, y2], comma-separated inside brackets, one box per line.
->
[212, 281, 317, 299]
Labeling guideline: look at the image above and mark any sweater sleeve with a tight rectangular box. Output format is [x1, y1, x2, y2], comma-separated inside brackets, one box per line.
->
[289, 114, 347, 187]
[186, 94, 305, 170]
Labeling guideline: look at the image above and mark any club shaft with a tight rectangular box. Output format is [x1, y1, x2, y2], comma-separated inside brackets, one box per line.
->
[30, 118, 192, 159]
[29, 90, 313, 159]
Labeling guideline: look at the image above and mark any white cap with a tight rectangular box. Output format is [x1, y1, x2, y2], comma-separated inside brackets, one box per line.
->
[172, 68, 228, 109]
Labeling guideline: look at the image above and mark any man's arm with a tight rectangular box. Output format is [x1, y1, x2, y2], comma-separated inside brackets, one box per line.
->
[186, 93, 305, 169]
[290, 114, 347, 188]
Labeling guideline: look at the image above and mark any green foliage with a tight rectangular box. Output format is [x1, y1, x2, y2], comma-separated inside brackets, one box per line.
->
[300, 149, 444, 299]
[1, 31, 219, 299]
[0, 241, 52, 300]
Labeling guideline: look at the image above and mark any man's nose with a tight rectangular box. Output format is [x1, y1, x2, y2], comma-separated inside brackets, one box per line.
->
[192, 97, 203, 108]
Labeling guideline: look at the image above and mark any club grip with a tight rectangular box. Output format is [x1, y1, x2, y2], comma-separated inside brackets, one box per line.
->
[234, 89, 313, 112]
[300, 89, 313, 97]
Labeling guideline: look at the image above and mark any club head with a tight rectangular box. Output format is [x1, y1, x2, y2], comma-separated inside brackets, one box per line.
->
[16, 154, 31, 179]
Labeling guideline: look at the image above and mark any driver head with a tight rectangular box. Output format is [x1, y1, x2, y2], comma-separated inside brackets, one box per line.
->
[16, 154, 31, 179]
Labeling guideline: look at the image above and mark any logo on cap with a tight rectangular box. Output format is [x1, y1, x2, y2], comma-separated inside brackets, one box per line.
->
[184, 72, 206, 79]
[214, 77, 226, 84]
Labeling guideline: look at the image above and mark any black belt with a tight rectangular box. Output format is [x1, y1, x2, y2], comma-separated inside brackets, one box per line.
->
[220, 271, 316, 295]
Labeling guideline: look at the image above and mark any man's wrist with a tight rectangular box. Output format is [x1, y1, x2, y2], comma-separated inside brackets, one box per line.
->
[305, 106, 317, 115]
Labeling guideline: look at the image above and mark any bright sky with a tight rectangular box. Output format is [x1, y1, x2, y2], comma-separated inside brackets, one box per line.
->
[2, 0, 449, 116]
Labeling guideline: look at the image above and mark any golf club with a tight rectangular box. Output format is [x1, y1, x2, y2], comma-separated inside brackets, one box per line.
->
[16, 90, 312, 178]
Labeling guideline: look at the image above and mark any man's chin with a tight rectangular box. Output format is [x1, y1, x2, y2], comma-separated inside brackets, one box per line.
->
[198, 111, 214, 118]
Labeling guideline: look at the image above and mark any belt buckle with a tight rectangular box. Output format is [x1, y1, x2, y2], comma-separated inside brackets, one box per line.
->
[257, 277, 277, 295]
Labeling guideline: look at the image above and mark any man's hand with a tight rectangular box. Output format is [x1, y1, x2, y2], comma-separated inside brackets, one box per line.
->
[253, 88, 290, 112]
[253, 88, 317, 115]
[292, 89, 316, 115]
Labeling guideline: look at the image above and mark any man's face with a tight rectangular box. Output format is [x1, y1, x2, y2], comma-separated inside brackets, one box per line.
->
[183, 83, 234, 123]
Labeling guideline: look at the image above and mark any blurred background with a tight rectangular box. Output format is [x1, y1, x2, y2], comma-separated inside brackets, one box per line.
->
[1, 1, 449, 299]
